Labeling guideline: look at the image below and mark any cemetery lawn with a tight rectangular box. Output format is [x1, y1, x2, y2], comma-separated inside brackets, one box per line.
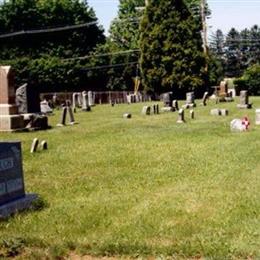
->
[0, 98, 260, 259]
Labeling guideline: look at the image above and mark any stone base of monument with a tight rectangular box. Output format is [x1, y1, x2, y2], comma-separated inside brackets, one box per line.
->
[0, 193, 38, 219]
[237, 104, 252, 109]
[0, 114, 24, 132]
[23, 114, 49, 131]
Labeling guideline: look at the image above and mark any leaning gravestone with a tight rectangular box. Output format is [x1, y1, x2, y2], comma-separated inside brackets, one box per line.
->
[0, 66, 24, 131]
[230, 119, 246, 132]
[40, 100, 53, 114]
[0, 142, 37, 218]
[201, 92, 209, 106]
[16, 83, 40, 114]
[237, 90, 252, 109]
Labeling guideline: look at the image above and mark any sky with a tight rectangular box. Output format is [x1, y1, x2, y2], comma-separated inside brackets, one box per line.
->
[88, 0, 260, 36]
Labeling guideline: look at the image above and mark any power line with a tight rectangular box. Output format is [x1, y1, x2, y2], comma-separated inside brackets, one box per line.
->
[0, 21, 98, 39]
[63, 49, 140, 61]
[82, 61, 139, 71]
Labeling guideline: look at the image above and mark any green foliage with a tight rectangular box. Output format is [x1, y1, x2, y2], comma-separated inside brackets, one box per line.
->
[140, 0, 206, 95]
[0, 0, 105, 91]
[234, 63, 260, 95]
[208, 54, 224, 86]
[210, 26, 260, 78]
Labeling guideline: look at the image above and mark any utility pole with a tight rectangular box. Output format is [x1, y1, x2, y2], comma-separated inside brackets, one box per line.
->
[200, 0, 208, 72]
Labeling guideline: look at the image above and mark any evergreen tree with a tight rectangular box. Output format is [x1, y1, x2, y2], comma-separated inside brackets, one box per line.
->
[140, 0, 206, 95]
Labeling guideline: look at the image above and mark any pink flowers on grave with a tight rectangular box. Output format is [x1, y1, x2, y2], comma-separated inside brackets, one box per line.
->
[242, 116, 250, 130]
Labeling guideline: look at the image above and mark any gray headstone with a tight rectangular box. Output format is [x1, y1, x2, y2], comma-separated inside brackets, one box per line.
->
[172, 100, 179, 110]
[123, 113, 131, 119]
[256, 109, 260, 125]
[16, 83, 41, 114]
[57, 106, 67, 126]
[141, 106, 151, 115]
[237, 90, 252, 109]
[177, 109, 185, 123]
[186, 92, 196, 106]
[30, 138, 39, 153]
[82, 91, 91, 111]
[202, 92, 209, 106]
[40, 140, 48, 150]
[0, 142, 38, 218]
[40, 100, 53, 114]
[210, 109, 221, 116]
[190, 110, 195, 119]
[162, 92, 173, 107]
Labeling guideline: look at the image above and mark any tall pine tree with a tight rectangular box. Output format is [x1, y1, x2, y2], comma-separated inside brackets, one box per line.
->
[140, 0, 206, 95]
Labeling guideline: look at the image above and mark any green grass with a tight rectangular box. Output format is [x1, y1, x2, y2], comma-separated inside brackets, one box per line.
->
[0, 97, 259, 259]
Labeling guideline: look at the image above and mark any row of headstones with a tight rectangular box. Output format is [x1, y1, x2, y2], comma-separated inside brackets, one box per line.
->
[140, 104, 195, 123]
[72, 91, 94, 110]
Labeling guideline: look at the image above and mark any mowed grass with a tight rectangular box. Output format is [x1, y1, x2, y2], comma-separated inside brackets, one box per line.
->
[0, 97, 260, 259]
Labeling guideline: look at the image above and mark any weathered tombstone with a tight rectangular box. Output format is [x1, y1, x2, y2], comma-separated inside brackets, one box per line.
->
[256, 109, 260, 125]
[0, 142, 38, 218]
[156, 104, 159, 114]
[40, 140, 48, 150]
[72, 93, 79, 110]
[182, 92, 196, 109]
[237, 90, 252, 109]
[57, 106, 67, 126]
[16, 83, 40, 114]
[141, 106, 151, 115]
[201, 92, 209, 106]
[219, 81, 228, 96]
[210, 109, 221, 116]
[88, 91, 95, 106]
[162, 92, 173, 107]
[220, 109, 229, 116]
[0, 66, 24, 131]
[40, 100, 53, 114]
[172, 100, 179, 111]
[67, 106, 75, 125]
[30, 138, 39, 153]
[82, 91, 91, 112]
[177, 109, 185, 123]
[123, 113, 131, 119]
[190, 110, 195, 119]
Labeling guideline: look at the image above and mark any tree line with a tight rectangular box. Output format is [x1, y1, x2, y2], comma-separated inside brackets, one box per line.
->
[0, 0, 259, 96]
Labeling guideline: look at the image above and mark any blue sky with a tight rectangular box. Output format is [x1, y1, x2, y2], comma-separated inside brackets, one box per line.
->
[88, 0, 260, 36]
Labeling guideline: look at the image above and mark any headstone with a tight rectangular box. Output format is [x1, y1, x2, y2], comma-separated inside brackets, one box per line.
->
[172, 100, 179, 111]
[190, 110, 195, 119]
[67, 106, 75, 125]
[237, 90, 252, 109]
[156, 104, 159, 114]
[30, 138, 39, 153]
[219, 81, 228, 96]
[0, 142, 38, 218]
[88, 91, 95, 106]
[186, 92, 196, 107]
[82, 91, 91, 112]
[0, 66, 24, 131]
[123, 113, 131, 119]
[210, 109, 221, 116]
[57, 106, 67, 126]
[141, 106, 151, 115]
[162, 92, 173, 107]
[220, 109, 228, 116]
[40, 140, 48, 150]
[177, 109, 185, 123]
[255, 109, 260, 125]
[201, 92, 209, 106]
[40, 100, 53, 114]
[16, 83, 40, 114]
[230, 119, 247, 132]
